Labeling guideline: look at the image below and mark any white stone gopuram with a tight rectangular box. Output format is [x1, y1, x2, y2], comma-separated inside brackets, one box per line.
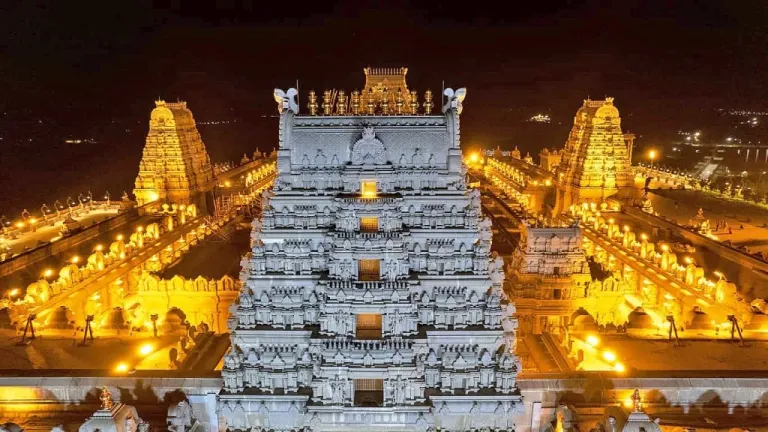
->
[220, 69, 522, 432]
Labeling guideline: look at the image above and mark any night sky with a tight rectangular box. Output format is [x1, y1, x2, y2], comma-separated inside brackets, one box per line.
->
[1, 0, 767, 214]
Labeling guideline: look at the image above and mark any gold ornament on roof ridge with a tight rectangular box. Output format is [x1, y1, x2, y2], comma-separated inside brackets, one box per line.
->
[366, 88, 375, 115]
[307, 90, 318, 116]
[337, 90, 347, 115]
[351, 90, 361, 115]
[395, 88, 404, 115]
[381, 88, 390, 115]
[322, 90, 332, 116]
[410, 90, 419, 114]
[424, 90, 433, 114]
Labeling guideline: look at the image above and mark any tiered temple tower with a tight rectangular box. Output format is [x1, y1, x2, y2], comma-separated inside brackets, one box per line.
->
[220, 70, 522, 431]
[507, 221, 592, 336]
[133, 100, 214, 206]
[553, 98, 633, 213]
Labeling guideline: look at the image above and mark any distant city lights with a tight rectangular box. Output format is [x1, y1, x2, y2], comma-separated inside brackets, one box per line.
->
[528, 114, 551, 123]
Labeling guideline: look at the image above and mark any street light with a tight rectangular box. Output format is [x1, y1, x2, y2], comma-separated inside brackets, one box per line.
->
[5, 288, 20, 301]
[648, 150, 657, 169]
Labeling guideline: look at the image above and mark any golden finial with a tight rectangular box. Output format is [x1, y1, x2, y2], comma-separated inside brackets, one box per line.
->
[381, 88, 390, 115]
[395, 88, 404, 115]
[351, 90, 361, 115]
[308, 90, 318, 116]
[366, 88, 375, 115]
[424, 90, 433, 114]
[100, 386, 114, 410]
[630, 389, 642, 412]
[337, 90, 347, 115]
[322, 90, 332, 116]
[410, 90, 418, 114]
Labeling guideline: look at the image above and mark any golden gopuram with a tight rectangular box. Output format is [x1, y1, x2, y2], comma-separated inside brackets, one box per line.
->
[133, 100, 214, 206]
[553, 97, 635, 213]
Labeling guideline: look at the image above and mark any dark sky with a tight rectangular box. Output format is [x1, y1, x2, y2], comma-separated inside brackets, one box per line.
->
[1, 0, 767, 213]
[3, 1, 768, 122]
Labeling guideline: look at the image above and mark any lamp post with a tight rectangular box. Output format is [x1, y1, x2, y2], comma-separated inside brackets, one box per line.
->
[5, 288, 19, 302]
[150, 314, 159, 338]
[649, 150, 657, 170]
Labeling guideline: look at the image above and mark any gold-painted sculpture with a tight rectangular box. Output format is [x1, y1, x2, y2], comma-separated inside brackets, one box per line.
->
[100, 386, 114, 410]
[307, 90, 318, 116]
[395, 89, 404, 115]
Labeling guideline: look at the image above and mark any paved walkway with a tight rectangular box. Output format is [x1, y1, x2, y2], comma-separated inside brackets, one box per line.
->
[648, 189, 768, 256]
[3, 209, 119, 256]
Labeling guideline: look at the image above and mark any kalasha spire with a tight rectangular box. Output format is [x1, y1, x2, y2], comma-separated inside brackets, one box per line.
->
[99, 386, 114, 410]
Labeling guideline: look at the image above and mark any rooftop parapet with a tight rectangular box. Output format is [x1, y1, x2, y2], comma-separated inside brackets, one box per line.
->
[279, 67, 467, 117]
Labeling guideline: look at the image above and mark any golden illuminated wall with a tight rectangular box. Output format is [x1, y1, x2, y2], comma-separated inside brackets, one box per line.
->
[133, 100, 214, 206]
[554, 98, 633, 212]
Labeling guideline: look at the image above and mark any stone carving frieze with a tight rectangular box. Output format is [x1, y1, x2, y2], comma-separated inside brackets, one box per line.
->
[351, 126, 387, 165]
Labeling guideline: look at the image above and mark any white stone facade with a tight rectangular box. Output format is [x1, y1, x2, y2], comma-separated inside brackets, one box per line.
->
[221, 81, 521, 431]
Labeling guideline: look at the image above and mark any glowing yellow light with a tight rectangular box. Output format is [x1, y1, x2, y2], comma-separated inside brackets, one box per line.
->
[649, 150, 657, 159]
[137, 226, 144, 233]
[640, 233, 648, 241]
[29, 218, 37, 225]
[714, 271, 724, 279]
[148, 191, 159, 202]
[15, 222, 24, 228]
[602, 351, 617, 362]
[43, 269, 53, 278]
[614, 362, 625, 373]
[224, 181, 232, 187]
[586, 335, 600, 347]
[469, 153, 479, 163]
[71, 256, 80, 264]
[115, 363, 128, 373]
[684, 257, 693, 264]
[608, 218, 615, 224]
[9, 288, 20, 297]
[138, 343, 154, 356]
[544, 179, 552, 186]
[623, 397, 634, 408]
[116, 234, 124, 241]
[623, 225, 630, 232]
[361, 180, 378, 199]
[95, 244, 103, 252]
[661, 244, 669, 252]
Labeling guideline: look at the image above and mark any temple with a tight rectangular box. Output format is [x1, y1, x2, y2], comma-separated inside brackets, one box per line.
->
[220, 69, 522, 431]
[507, 220, 592, 337]
[133, 100, 214, 206]
[553, 98, 634, 213]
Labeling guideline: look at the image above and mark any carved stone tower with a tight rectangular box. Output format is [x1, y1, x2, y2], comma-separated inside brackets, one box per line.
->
[553, 98, 633, 213]
[133, 100, 214, 206]
[220, 70, 522, 431]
